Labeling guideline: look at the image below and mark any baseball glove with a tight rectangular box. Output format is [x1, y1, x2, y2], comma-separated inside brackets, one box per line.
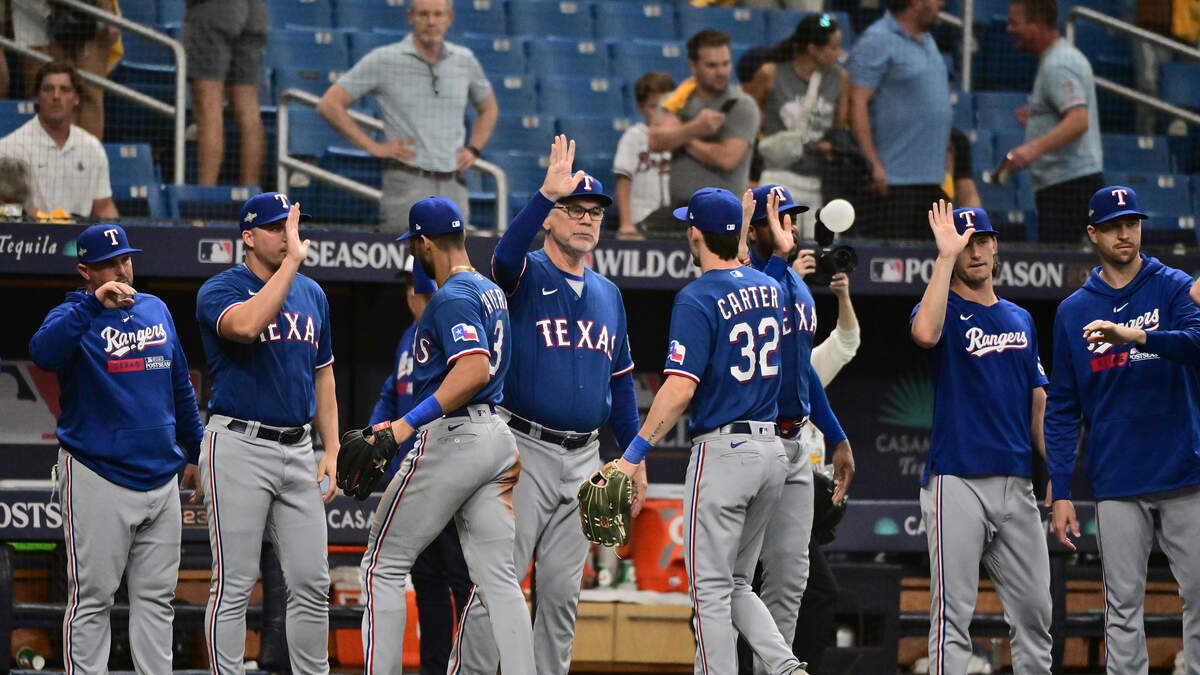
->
[812, 468, 848, 545]
[336, 422, 400, 501]
[577, 464, 634, 547]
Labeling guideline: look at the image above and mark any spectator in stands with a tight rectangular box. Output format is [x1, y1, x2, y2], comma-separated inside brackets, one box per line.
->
[317, 0, 499, 231]
[1131, 0, 1200, 134]
[646, 29, 759, 237]
[1006, 0, 1103, 243]
[847, 0, 952, 240]
[613, 71, 675, 240]
[183, 0, 267, 187]
[0, 157, 32, 218]
[0, 62, 117, 219]
[12, 0, 121, 140]
[744, 13, 849, 238]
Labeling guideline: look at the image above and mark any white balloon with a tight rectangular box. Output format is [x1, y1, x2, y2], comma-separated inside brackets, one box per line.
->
[820, 199, 855, 233]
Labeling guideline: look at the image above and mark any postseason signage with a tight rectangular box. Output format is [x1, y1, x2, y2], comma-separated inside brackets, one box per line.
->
[2, 220, 1198, 299]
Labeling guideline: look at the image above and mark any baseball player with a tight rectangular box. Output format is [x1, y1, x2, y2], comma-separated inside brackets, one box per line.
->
[449, 135, 643, 675]
[29, 223, 205, 673]
[744, 185, 853, 675]
[195, 193, 340, 674]
[358, 196, 534, 675]
[910, 201, 1053, 674]
[368, 259, 473, 675]
[1046, 186, 1200, 675]
[613, 187, 808, 675]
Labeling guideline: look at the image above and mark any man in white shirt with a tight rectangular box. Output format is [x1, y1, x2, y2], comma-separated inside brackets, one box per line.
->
[0, 61, 117, 219]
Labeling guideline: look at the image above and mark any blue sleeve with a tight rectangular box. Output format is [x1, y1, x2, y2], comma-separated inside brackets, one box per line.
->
[29, 295, 104, 371]
[608, 371, 640, 449]
[492, 191, 553, 293]
[169, 318, 205, 463]
[807, 363, 847, 445]
[315, 288, 334, 368]
[762, 256, 789, 282]
[612, 298, 634, 376]
[1045, 309, 1083, 501]
[369, 369, 398, 426]
[1139, 280, 1200, 365]
[847, 31, 889, 90]
[1028, 311, 1049, 388]
[663, 296, 712, 382]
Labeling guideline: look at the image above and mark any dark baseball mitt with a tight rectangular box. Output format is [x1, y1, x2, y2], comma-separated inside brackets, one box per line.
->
[336, 422, 400, 500]
[812, 468, 848, 545]
[577, 464, 633, 547]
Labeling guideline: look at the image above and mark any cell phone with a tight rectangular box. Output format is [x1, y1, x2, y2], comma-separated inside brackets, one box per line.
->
[719, 98, 738, 113]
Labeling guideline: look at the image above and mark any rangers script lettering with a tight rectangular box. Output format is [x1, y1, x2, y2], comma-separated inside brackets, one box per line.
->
[1089, 308, 1160, 355]
[964, 327, 1030, 357]
[101, 324, 169, 357]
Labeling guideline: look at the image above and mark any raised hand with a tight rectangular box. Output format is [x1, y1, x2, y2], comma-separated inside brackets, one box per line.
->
[540, 134, 585, 202]
[1082, 319, 1145, 347]
[95, 280, 136, 309]
[284, 202, 310, 264]
[928, 199, 971, 259]
[765, 189, 794, 258]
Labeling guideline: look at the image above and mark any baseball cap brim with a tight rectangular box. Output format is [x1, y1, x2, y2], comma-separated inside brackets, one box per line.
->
[395, 230, 418, 242]
[257, 210, 311, 226]
[672, 206, 690, 222]
[561, 192, 613, 207]
[1093, 208, 1148, 225]
[85, 246, 142, 263]
[781, 203, 810, 216]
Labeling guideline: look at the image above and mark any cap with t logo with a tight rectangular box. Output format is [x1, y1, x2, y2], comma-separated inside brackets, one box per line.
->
[1089, 185, 1147, 225]
[77, 223, 141, 263]
[239, 192, 311, 231]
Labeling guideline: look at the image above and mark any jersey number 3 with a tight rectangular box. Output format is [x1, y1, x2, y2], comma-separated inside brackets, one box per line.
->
[729, 317, 780, 383]
[488, 322, 505, 377]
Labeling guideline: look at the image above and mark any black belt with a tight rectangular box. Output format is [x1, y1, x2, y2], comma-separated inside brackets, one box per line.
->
[505, 414, 594, 450]
[386, 161, 459, 180]
[226, 419, 306, 445]
[691, 421, 776, 445]
[445, 404, 496, 419]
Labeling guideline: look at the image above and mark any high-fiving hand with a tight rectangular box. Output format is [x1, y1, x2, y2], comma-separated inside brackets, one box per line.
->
[764, 189, 794, 258]
[540, 135, 585, 202]
[928, 199, 971, 259]
[284, 202, 310, 265]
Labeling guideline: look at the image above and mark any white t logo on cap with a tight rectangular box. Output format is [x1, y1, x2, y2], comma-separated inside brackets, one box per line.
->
[273, 193, 291, 209]
[960, 210, 976, 227]
[1111, 188, 1128, 206]
[769, 185, 788, 203]
[104, 228, 120, 246]
[581, 175, 593, 191]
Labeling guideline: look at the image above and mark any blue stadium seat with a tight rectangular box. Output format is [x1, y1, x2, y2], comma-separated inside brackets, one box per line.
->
[539, 76, 625, 118]
[122, 2, 159, 27]
[450, 0, 509, 37]
[490, 75, 540, 116]
[967, 128, 995, 175]
[1194, 174, 1200, 214]
[1102, 134, 1172, 174]
[976, 92, 1028, 134]
[273, 66, 344, 101]
[610, 40, 688, 86]
[0, 100, 34, 137]
[1160, 62, 1200, 111]
[976, 172, 1016, 212]
[120, 34, 176, 67]
[678, 6, 764, 44]
[491, 150, 550, 197]
[576, 152, 615, 195]
[975, 20, 1037, 91]
[829, 11, 854, 46]
[111, 184, 167, 219]
[558, 117, 632, 157]
[458, 35, 526, 77]
[594, 2, 678, 42]
[105, 143, 158, 186]
[765, 9, 809, 44]
[266, 0, 334, 29]
[951, 90, 973, 131]
[1104, 172, 1192, 215]
[527, 38, 610, 78]
[485, 115, 556, 155]
[315, 148, 381, 223]
[1014, 172, 1036, 211]
[988, 209, 1037, 242]
[335, 2, 408, 32]
[349, 31, 397, 64]
[158, 0, 185, 25]
[1073, 22, 1132, 81]
[970, 0, 1011, 23]
[284, 105, 354, 157]
[509, 1, 595, 39]
[166, 185, 260, 221]
[265, 29, 349, 71]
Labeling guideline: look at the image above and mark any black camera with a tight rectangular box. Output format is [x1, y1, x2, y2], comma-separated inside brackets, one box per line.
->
[804, 245, 858, 286]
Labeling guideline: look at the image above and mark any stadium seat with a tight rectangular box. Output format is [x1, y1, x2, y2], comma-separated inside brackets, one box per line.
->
[490, 75, 540, 116]
[0, 100, 34, 137]
[315, 148, 381, 223]
[1104, 172, 1192, 215]
[165, 185, 260, 221]
[491, 151, 550, 200]
[264, 29, 350, 71]
[610, 40, 688, 86]
[509, 1, 595, 39]
[111, 184, 168, 219]
[349, 31, 397, 64]
[485, 115, 556, 155]
[576, 152, 615, 194]
[538, 76, 625, 118]
[527, 38, 611, 78]
[273, 66, 345, 102]
[120, 33, 176, 67]
[975, 20, 1037, 91]
[1102, 134, 1173, 174]
[678, 6, 764, 44]
[557, 117, 632, 157]
[765, 9, 808, 44]
[967, 128, 995, 175]
[121, 2, 159, 27]
[158, 0, 185, 25]
[829, 11, 854, 46]
[450, 0, 509, 37]
[335, 2, 408, 32]
[284, 105, 354, 157]
[1014, 172, 1036, 211]
[976, 172, 1017, 212]
[969, 0, 1010, 23]
[1073, 22, 1132, 81]
[1194, 174, 1200, 214]
[975, 91, 1027, 134]
[594, 2, 679, 42]
[458, 35, 526, 77]
[105, 143, 158, 186]
[1159, 62, 1200, 111]
[989, 209, 1037, 242]
[951, 90, 973, 131]
[266, 0, 334, 29]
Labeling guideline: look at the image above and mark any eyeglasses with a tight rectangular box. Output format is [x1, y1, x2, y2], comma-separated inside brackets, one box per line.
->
[554, 204, 605, 220]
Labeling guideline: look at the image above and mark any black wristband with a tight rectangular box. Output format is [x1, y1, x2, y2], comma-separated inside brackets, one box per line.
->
[465, 144, 481, 158]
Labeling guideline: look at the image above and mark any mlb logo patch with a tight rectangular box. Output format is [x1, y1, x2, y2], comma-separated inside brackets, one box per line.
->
[452, 323, 480, 342]
[730, 269, 744, 278]
[667, 340, 686, 364]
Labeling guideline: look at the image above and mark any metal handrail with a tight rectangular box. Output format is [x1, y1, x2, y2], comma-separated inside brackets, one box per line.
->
[936, 10, 973, 92]
[276, 88, 509, 231]
[1065, 6, 1200, 129]
[47, 0, 189, 184]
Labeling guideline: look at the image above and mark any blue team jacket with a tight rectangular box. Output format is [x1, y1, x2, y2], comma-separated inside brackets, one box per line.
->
[29, 291, 205, 491]
[1045, 255, 1200, 500]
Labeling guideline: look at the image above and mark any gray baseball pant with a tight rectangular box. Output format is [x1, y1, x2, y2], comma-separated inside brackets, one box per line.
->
[1095, 485, 1200, 675]
[920, 475, 1053, 675]
[686, 423, 801, 675]
[381, 168, 470, 233]
[361, 408, 535, 675]
[200, 417, 330, 675]
[449, 423, 599, 675]
[57, 449, 180, 675]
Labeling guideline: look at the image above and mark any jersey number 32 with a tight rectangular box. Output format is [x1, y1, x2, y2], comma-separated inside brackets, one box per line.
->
[729, 317, 780, 383]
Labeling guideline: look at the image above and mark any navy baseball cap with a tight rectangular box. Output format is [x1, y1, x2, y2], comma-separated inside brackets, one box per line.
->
[1089, 185, 1147, 225]
[750, 185, 810, 223]
[952, 207, 996, 237]
[77, 223, 141, 263]
[673, 188, 742, 234]
[560, 173, 612, 206]
[397, 196, 466, 242]
[239, 192, 310, 231]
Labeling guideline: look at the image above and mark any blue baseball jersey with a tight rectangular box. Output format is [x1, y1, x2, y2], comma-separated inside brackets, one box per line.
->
[910, 292, 1048, 486]
[749, 252, 818, 419]
[412, 270, 510, 405]
[196, 265, 334, 427]
[370, 323, 418, 486]
[29, 291, 205, 490]
[664, 266, 784, 433]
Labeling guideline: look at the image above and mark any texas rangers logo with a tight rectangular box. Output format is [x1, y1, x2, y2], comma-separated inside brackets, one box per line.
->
[103, 228, 120, 246]
[1111, 188, 1129, 206]
[101, 324, 168, 357]
[958, 210, 976, 228]
[768, 185, 789, 206]
[452, 323, 479, 342]
[581, 174, 595, 192]
[964, 327, 1028, 357]
[667, 340, 686, 364]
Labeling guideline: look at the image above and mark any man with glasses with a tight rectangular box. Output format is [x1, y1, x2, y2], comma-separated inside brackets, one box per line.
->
[317, 0, 499, 231]
[449, 135, 644, 675]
